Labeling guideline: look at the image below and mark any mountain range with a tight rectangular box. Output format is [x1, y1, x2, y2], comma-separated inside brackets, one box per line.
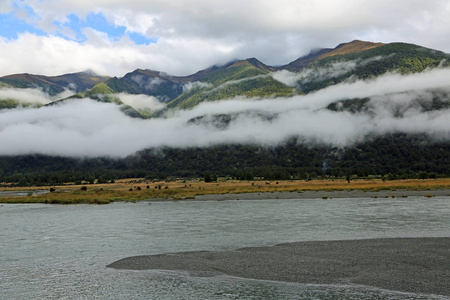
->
[3, 40, 449, 116]
[0, 70, 109, 96]
[1, 40, 450, 184]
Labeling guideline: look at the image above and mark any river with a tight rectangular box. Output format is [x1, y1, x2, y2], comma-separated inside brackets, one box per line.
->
[1, 196, 449, 299]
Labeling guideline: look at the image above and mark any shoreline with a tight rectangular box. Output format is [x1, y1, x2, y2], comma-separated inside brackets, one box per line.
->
[178, 188, 450, 201]
[0, 178, 449, 204]
[0, 188, 448, 204]
[108, 237, 450, 297]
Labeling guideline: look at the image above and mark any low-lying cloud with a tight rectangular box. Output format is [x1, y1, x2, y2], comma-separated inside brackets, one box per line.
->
[271, 55, 389, 88]
[0, 68, 449, 157]
[116, 93, 166, 111]
[182, 81, 213, 92]
[0, 88, 73, 105]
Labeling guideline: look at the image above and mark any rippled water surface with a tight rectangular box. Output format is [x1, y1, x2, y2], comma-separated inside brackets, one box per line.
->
[1, 196, 449, 299]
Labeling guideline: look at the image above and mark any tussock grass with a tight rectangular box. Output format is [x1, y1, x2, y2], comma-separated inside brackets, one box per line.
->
[1, 178, 449, 204]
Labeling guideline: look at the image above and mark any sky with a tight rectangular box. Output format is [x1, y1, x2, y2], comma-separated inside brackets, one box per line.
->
[1, 0, 450, 77]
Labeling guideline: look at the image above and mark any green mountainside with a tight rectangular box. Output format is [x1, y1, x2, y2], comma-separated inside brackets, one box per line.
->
[4, 40, 448, 114]
[0, 70, 109, 95]
[65, 58, 295, 113]
[65, 41, 450, 113]
[71, 82, 116, 99]
[0, 70, 110, 110]
[78, 70, 186, 101]
[120, 69, 185, 101]
[167, 60, 296, 109]
[59, 82, 143, 118]
[0, 99, 37, 109]
[294, 43, 450, 93]
[326, 89, 450, 115]
[1, 40, 450, 183]
[282, 40, 385, 72]
[1, 134, 448, 185]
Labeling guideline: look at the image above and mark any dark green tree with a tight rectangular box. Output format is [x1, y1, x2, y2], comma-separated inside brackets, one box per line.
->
[204, 172, 212, 183]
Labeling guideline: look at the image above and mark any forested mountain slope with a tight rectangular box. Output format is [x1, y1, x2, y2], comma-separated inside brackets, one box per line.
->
[1, 40, 450, 184]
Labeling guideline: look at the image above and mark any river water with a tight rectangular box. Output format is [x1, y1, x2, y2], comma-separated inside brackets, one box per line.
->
[1, 196, 449, 299]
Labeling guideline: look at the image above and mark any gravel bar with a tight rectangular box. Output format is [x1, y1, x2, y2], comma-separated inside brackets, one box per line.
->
[108, 237, 450, 297]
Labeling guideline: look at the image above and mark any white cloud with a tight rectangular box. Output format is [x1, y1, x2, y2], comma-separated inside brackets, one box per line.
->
[0, 33, 237, 77]
[0, 0, 13, 13]
[116, 93, 165, 111]
[129, 75, 166, 92]
[108, 10, 159, 36]
[0, 87, 72, 105]
[0, 69, 449, 157]
[1, 0, 450, 77]
[272, 56, 388, 88]
[271, 70, 300, 88]
[182, 81, 213, 92]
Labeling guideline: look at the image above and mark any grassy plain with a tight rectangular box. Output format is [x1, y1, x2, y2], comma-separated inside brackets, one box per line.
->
[0, 178, 449, 204]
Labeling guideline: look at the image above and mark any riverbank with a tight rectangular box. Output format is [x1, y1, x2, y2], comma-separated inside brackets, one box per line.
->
[1, 178, 449, 204]
[108, 237, 450, 297]
[189, 188, 450, 201]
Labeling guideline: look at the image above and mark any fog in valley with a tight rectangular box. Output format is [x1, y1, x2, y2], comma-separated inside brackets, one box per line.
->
[0, 68, 449, 157]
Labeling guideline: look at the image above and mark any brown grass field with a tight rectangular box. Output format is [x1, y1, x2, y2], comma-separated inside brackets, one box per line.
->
[0, 178, 449, 204]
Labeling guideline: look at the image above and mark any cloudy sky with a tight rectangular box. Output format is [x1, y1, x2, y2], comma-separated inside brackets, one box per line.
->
[1, 0, 450, 77]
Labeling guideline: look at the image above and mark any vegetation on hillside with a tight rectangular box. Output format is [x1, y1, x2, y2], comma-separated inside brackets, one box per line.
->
[120, 70, 185, 102]
[326, 88, 450, 114]
[0, 72, 109, 96]
[1, 41, 450, 190]
[295, 43, 450, 93]
[0, 99, 22, 109]
[167, 64, 296, 109]
[0, 133, 448, 186]
[0, 99, 40, 110]
[71, 82, 116, 98]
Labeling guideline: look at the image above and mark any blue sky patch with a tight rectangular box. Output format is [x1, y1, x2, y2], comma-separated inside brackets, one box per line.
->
[129, 32, 158, 45]
[54, 13, 127, 42]
[0, 12, 46, 39]
[0, 9, 157, 45]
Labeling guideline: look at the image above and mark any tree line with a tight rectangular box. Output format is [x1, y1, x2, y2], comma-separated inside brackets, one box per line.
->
[0, 133, 449, 186]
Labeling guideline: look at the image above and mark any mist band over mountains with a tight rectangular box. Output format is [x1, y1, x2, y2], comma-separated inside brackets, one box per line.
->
[0, 40, 449, 159]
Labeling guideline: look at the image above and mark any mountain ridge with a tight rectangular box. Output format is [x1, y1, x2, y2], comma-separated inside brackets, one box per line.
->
[0, 40, 440, 86]
[2, 40, 449, 114]
[1, 40, 450, 182]
[281, 40, 385, 72]
[0, 70, 110, 95]
[318, 40, 385, 59]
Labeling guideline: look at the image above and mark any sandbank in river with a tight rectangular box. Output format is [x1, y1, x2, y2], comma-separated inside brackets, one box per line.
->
[108, 237, 450, 297]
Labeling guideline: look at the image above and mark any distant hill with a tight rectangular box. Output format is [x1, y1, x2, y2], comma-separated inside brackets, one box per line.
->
[2, 40, 450, 118]
[65, 40, 450, 113]
[3, 40, 449, 114]
[165, 58, 296, 110]
[281, 40, 385, 72]
[292, 42, 450, 93]
[66, 57, 294, 113]
[0, 70, 109, 95]
[318, 40, 385, 60]
[1, 40, 450, 183]
[1, 133, 448, 184]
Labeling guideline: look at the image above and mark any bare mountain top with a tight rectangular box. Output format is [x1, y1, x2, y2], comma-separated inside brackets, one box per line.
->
[282, 40, 385, 72]
[318, 40, 385, 59]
